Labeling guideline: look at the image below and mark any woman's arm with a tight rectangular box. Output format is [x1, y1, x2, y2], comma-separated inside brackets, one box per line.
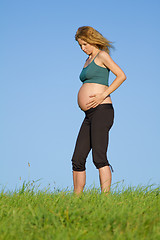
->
[86, 51, 127, 108]
[100, 51, 127, 99]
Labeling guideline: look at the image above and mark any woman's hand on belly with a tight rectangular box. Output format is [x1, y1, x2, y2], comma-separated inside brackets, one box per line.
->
[86, 92, 106, 109]
[77, 83, 112, 111]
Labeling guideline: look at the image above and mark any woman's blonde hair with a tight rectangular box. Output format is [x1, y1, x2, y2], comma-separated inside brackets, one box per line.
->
[75, 26, 114, 54]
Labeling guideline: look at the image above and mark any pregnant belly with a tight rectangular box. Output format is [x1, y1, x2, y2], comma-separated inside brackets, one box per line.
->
[78, 83, 112, 111]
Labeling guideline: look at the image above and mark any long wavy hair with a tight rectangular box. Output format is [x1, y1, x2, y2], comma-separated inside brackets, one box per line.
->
[75, 26, 115, 55]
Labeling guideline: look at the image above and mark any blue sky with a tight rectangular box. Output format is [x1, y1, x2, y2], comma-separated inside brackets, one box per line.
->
[1, 0, 160, 192]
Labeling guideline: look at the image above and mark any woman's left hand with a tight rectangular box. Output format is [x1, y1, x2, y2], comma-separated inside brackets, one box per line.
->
[86, 93, 105, 109]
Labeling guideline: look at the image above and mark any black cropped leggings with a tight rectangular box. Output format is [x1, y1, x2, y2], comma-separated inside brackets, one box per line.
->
[71, 103, 114, 172]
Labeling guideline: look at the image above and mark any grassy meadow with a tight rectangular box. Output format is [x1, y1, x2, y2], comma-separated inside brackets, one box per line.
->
[0, 181, 159, 240]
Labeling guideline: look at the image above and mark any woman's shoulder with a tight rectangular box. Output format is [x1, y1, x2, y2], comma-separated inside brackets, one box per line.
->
[98, 50, 115, 70]
[98, 50, 113, 65]
[99, 50, 110, 58]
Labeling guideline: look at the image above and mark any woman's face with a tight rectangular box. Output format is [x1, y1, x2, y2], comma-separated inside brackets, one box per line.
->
[77, 38, 94, 55]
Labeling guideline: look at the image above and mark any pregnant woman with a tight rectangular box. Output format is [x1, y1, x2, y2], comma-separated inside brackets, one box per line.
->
[71, 26, 127, 195]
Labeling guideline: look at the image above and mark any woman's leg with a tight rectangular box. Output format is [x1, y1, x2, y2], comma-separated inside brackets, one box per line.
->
[73, 170, 86, 195]
[71, 117, 91, 195]
[91, 104, 114, 194]
[98, 166, 112, 194]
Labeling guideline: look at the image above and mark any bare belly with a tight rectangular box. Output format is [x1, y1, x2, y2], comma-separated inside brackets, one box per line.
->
[78, 83, 112, 111]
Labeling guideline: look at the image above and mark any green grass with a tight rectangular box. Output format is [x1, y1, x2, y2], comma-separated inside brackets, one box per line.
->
[0, 181, 159, 240]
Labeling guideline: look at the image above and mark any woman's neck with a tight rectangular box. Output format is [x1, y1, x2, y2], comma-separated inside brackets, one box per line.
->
[88, 49, 100, 59]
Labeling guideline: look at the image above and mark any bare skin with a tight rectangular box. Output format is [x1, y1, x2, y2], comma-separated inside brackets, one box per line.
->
[73, 166, 111, 196]
[73, 38, 127, 196]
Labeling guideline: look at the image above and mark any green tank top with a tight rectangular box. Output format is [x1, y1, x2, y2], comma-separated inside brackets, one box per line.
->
[79, 51, 110, 86]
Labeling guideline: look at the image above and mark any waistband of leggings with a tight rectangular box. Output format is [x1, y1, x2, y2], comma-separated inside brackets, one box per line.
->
[84, 103, 114, 115]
